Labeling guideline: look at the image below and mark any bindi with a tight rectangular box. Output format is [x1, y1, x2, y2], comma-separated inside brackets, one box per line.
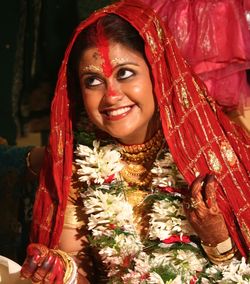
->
[92, 52, 99, 60]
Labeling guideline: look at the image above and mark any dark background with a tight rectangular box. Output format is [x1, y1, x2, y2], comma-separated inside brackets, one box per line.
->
[0, 0, 111, 146]
[0, 0, 111, 264]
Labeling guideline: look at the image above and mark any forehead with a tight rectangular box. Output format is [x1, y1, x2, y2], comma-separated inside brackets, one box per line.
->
[79, 42, 144, 65]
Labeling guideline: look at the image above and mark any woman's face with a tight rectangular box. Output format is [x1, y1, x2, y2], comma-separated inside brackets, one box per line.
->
[78, 41, 157, 145]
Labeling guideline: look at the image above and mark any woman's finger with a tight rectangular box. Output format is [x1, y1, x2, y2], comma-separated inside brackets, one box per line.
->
[54, 260, 64, 284]
[20, 255, 40, 279]
[203, 175, 218, 210]
[186, 175, 207, 217]
[31, 253, 56, 282]
[190, 175, 204, 200]
[21, 243, 50, 280]
[43, 255, 64, 284]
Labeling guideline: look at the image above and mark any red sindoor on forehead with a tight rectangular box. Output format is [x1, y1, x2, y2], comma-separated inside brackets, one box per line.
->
[96, 21, 113, 78]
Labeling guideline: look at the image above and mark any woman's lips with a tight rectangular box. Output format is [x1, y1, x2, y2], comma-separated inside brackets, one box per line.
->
[102, 106, 133, 121]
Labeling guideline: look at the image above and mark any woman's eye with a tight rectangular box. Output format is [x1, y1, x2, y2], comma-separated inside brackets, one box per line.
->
[84, 77, 102, 87]
[117, 69, 134, 80]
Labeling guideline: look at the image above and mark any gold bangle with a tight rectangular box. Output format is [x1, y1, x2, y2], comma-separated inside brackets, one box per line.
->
[52, 249, 77, 283]
[206, 247, 238, 264]
[201, 237, 233, 255]
[201, 239, 238, 265]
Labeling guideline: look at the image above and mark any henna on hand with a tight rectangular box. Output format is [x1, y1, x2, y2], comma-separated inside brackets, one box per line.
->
[184, 174, 229, 246]
[20, 243, 65, 283]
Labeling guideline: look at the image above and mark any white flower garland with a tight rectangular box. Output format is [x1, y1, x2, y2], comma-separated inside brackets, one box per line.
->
[75, 140, 250, 284]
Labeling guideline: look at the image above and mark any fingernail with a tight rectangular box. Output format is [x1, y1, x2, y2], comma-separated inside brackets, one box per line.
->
[33, 254, 41, 262]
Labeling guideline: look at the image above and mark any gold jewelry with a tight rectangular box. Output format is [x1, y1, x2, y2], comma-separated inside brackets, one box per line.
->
[52, 249, 77, 284]
[204, 247, 237, 265]
[120, 164, 153, 187]
[119, 129, 164, 187]
[201, 238, 237, 264]
[118, 129, 163, 163]
[186, 197, 201, 209]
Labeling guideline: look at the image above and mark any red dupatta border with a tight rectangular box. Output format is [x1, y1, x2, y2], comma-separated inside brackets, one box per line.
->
[31, 0, 250, 256]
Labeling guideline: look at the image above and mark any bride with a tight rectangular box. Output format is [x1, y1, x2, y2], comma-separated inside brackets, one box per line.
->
[20, 0, 250, 283]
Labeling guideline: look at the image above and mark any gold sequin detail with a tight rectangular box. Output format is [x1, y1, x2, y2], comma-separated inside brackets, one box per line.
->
[192, 78, 216, 112]
[220, 141, 237, 167]
[165, 106, 172, 129]
[180, 84, 189, 108]
[111, 57, 128, 66]
[154, 18, 163, 41]
[58, 129, 64, 157]
[241, 221, 250, 244]
[207, 150, 222, 173]
[82, 65, 102, 73]
[146, 32, 157, 54]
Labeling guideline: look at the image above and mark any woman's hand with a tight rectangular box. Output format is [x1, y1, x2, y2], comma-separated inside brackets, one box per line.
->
[184, 174, 229, 246]
[20, 243, 65, 283]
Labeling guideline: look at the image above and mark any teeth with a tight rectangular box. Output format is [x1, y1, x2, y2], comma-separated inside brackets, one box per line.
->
[107, 106, 131, 116]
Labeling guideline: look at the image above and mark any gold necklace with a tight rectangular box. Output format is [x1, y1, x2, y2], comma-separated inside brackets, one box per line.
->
[118, 129, 163, 163]
[119, 129, 164, 188]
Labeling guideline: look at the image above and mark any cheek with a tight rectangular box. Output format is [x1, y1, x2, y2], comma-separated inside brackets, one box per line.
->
[82, 91, 101, 117]
[124, 82, 147, 98]
[127, 79, 154, 105]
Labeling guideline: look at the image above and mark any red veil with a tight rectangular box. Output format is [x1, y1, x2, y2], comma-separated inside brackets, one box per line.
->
[31, 0, 250, 256]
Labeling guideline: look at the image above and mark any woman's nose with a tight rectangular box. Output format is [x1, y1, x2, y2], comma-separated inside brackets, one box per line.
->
[103, 81, 123, 100]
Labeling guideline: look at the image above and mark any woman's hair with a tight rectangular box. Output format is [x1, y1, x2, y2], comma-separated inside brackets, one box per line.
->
[69, 14, 145, 76]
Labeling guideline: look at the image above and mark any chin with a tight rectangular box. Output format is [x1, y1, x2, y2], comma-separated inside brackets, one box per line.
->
[104, 129, 131, 143]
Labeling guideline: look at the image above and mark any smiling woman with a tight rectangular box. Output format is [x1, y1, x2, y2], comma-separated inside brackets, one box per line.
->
[79, 42, 156, 145]
[20, 1, 250, 283]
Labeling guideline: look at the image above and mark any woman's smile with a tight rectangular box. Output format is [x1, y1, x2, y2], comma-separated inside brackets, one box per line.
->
[101, 105, 134, 120]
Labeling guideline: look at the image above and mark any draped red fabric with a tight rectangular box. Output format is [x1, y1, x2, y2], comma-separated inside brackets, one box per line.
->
[30, 0, 250, 256]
